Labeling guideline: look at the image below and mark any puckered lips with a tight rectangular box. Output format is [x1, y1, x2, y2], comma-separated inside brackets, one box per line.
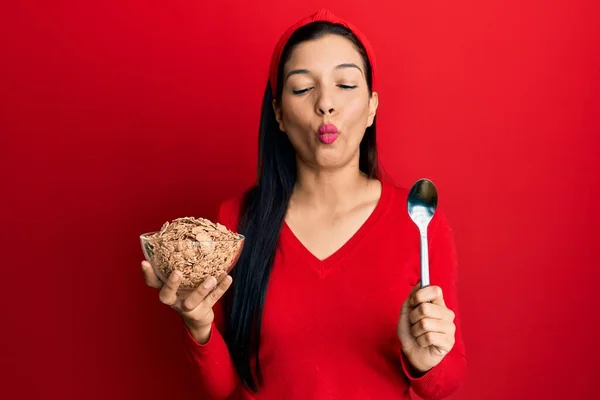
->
[317, 123, 339, 144]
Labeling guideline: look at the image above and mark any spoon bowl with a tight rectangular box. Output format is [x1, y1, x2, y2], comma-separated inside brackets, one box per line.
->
[407, 178, 438, 287]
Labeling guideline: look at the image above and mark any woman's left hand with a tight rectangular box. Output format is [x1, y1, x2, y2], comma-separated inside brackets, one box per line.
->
[397, 282, 456, 374]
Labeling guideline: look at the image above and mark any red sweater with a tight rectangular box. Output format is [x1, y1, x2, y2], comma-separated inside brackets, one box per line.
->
[181, 180, 467, 399]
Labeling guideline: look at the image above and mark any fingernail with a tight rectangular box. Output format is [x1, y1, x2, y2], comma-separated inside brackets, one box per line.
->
[203, 277, 216, 289]
[172, 271, 181, 282]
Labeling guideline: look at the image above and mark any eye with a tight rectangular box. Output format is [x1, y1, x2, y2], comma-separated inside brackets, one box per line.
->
[338, 84, 358, 90]
[292, 87, 312, 95]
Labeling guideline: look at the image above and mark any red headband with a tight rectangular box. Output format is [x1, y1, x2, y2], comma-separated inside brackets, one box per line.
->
[268, 8, 377, 98]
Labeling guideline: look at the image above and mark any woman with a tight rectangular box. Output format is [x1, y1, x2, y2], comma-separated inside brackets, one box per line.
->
[141, 8, 466, 400]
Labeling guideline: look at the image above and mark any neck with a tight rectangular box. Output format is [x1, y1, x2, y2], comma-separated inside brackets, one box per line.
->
[291, 162, 376, 212]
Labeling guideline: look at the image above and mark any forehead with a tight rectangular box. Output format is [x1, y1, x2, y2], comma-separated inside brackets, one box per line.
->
[284, 34, 363, 71]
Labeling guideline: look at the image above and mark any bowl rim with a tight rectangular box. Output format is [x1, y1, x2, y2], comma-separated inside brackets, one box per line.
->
[139, 231, 245, 243]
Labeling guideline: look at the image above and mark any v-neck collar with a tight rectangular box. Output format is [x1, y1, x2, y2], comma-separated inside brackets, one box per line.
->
[280, 180, 392, 276]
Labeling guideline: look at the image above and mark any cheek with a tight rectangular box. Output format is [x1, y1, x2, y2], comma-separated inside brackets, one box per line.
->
[342, 98, 371, 128]
[280, 96, 309, 127]
[282, 110, 308, 133]
[350, 95, 371, 115]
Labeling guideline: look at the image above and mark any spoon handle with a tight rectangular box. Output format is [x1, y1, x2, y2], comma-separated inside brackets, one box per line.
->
[420, 232, 430, 287]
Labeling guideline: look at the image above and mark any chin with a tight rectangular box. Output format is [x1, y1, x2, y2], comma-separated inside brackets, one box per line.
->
[299, 139, 358, 170]
[312, 152, 352, 170]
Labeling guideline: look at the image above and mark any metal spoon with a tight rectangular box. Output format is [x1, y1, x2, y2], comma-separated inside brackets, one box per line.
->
[407, 178, 438, 288]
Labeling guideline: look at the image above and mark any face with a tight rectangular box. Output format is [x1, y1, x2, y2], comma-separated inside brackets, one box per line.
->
[273, 34, 378, 171]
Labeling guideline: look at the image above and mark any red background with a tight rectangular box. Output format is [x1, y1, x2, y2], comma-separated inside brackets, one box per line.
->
[2, 1, 599, 399]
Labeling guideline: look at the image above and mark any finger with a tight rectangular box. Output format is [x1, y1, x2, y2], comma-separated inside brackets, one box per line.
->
[181, 274, 220, 312]
[201, 275, 233, 309]
[411, 285, 446, 307]
[158, 270, 182, 306]
[409, 302, 456, 325]
[416, 332, 454, 352]
[141, 261, 163, 289]
[410, 318, 456, 338]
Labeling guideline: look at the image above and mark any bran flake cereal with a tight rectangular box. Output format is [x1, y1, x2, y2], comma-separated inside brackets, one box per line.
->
[143, 217, 243, 290]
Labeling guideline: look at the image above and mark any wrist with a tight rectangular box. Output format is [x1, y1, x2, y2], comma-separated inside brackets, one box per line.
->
[402, 347, 431, 375]
[184, 319, 212, 344]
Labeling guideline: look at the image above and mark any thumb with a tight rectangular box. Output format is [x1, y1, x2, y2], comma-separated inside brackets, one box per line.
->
[403, 281, 422, 308]
[142, 261, 164, 289]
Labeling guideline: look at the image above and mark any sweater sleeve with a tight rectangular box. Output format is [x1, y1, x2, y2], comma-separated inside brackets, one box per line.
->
[180, 197, 243, 399]
[399, 209, 468, 400]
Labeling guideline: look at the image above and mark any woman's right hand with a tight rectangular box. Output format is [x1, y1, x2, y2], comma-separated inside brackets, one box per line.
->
[141, 260, 233, 343]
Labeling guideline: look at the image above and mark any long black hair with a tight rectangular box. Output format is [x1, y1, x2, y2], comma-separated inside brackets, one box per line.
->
[223, 21, 380, 392]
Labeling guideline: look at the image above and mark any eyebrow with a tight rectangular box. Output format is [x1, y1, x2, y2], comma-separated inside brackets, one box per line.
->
[284, 63, 364, 82]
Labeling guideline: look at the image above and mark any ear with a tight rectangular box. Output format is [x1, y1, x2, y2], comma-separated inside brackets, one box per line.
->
[367, 91, 379, 127]
[272, 100, 286, 132]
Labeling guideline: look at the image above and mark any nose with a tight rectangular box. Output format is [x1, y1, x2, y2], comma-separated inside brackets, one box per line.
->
[315, 89, 336, 115]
